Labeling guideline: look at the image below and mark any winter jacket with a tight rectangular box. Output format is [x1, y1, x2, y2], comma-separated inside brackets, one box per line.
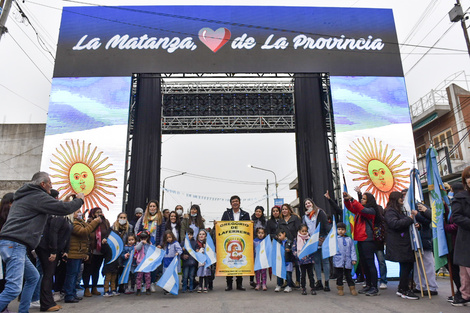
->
[251, 213, 267, 231]
[344, 199, 376, 242]
[278, 215, 301, 240]
[101, 242, 119, 274]
[68, 218, 100, 259]
[164, 241, 183, 259]
[121, 245, 136, 269]
[180, 217, 205, 241]
[221, 208, 250, 221]
[415, 205, 432, 251]
[276, 238, 294, 263]
[182, 237, 198, 267]
[266, 218, 280, 238]
[384, 206, 414, 263]
[451, 191, 470, 267]
[333, 235, 357, 269]
[135, 216, 164, 246]
[38, 216, 73, 255]
[0, 183, 83, 250]
[88, 217, 111, 253]
[302, 209, 331, 238]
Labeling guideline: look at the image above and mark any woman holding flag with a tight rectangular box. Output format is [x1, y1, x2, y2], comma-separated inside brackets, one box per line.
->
[383, 191, 419, 300]
[343, 192, 379, 296]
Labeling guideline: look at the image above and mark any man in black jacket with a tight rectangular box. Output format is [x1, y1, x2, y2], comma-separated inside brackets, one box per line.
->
[0, 172, 84, 313]
[221, 195, 250, 291]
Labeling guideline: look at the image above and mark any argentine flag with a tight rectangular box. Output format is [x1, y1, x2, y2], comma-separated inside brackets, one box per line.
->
[157, 256, 180, 295]
[271, 239, 286, 280]
[322, 217, 338, 259]
[298, 223, 320, 259]
[118, 248, 134, 284]
[107, 231, 124, 264]
[184, 233, 206, 264]
[204, 231, 217, 269]
[254, 235, 272, 271]
[135, 245, 164, 272]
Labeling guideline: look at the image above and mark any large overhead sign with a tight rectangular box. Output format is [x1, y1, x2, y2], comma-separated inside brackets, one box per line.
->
[54, 6, 403, 77]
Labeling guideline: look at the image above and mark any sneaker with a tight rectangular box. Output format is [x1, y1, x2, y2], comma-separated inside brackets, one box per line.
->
[294, 281, 300, 289]
[103, 292, 112, 297]
[314, 281, 323, 290]
[111, 291, 120, 296]
[358, 286, 371, 294]
[197, 287, 202, 293]
[452, 294, 470, 306]
[401, 290, 419, 300]
[311, 288, 317, 295]
[53, 292, 64, 302]
[284, 286, 292, 293]
[124, 288, 133, 295]
[447, 295, 454, 303]
[281, 281, 288, 288]
[365, 287, 379, 296]
[396, 289, 404, 297]
[30, 301, 40, 309]
[274, 285, 281, 292]
[250, 281, 257, 288]
[203, 288, 208, 293]
[150, 283, 157, 293]
[379, 283, 387, 290]
[301, 288, 307, 295]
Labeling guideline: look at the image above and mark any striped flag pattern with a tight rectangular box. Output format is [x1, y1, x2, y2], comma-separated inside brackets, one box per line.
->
[107, 230, 124, 264]
[157, 256, 180, 295]
[134, 245, 164, 273]
[254, 235, 272, 271]
[322, 216, 338, 259]
[271, 238, 286, 280]
[298, 223, 320, 259]
[204, 231, 217, 269]
[118, 248, 134, 284]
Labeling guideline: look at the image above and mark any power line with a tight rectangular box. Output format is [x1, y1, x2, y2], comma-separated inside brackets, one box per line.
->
[11, 18, 54, 64]
[7, 33, 51, 83]
[0, 83, 48, 112]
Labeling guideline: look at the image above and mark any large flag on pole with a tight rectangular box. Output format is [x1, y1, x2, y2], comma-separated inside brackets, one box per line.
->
[426, 147, 449, 270]
[106, 230, 124, 264]
[403, 168, 423, 251]
[254, 235, 272, 271]
[204, 232, 217, 269]
[156, 256, 180, 295]
[118, 248, 134, 285]
[134, 245, 164, 272]
[184, 233, 206, 264]
[271, 239, 286, 280]
[322, 216, 338, 259]
[298, 223, 320, 259]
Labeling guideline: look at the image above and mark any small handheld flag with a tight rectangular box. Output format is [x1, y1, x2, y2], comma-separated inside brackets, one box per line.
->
[271, 239, 286, 280]
[157, 256, 180, 295]
[118, 248, 134, 284]
[298, 223, 320, 259]
[107, 231, 124, 264]
[254, 234, 272, 271]
[184, 233, 206, 264]
[134, 245, 164, 272]
[204, 231, 217, 269]
[322, 216, 338, 259]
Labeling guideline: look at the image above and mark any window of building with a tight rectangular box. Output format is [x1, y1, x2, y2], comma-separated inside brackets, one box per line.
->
[416, 144, 426, 158]
[432, 129, 459, 159]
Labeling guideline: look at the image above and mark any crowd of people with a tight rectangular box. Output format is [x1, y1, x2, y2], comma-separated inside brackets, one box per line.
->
[0, 168, 469, 312]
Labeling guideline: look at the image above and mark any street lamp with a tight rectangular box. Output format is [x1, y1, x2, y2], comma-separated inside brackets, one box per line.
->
[248, 165, 279, 215]
[161, 172, 186, 211]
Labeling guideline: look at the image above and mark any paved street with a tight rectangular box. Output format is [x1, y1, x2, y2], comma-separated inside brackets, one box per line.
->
[8, 274, 467, 313]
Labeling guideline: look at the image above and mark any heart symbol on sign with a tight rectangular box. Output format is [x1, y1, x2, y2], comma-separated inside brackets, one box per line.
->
[198, 27, 231, 53]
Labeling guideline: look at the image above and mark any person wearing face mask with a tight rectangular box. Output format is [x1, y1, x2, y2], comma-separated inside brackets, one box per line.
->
[180, 204, 205, 241]
[175, 205, 184, 219]
[111, 212, 133, 294]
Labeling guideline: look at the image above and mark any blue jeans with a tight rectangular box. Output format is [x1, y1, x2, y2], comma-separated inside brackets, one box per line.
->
[64, 259, 82, 301]
[276, 271, 293, 287]
[32, 255, 43, 302]
[375, 249, 387, 284]
[0, 240, 40, 313]
[182, 266, 196, 291]
[313, 249, 330, 284]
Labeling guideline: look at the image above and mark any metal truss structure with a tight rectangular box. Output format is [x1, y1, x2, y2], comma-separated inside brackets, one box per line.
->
[122, 73, 340, 210]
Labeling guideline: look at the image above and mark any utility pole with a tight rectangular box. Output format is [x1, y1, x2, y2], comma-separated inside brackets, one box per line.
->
[450, 0, 470, 58]
[0, 0, 12, 42]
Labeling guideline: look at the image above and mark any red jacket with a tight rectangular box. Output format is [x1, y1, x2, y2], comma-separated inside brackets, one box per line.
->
[344, 199, 376, 242]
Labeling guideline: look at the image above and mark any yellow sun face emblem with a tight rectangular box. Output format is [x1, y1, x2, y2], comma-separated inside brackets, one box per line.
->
[347, 137, 409, 206]
[49, 139, 118, 211]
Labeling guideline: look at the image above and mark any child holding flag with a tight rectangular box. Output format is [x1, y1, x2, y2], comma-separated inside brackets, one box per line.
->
[101, 234, 121, 297]
[253, 227, 268, 291]
[181, 229, 197, 293]
[333, 222, 357, 296]
[196, 230, 211, 293]
[122, 234, 137, 294]
[274, 230, 294, 293]
[134, 231, 152, 296]
[292, 224, 316, 295]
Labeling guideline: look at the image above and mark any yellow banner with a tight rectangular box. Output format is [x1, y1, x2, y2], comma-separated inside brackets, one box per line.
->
[215, 221, 254, 276]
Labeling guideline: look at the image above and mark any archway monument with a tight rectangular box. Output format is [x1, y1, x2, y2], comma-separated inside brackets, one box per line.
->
[40, 5, 414, 220]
